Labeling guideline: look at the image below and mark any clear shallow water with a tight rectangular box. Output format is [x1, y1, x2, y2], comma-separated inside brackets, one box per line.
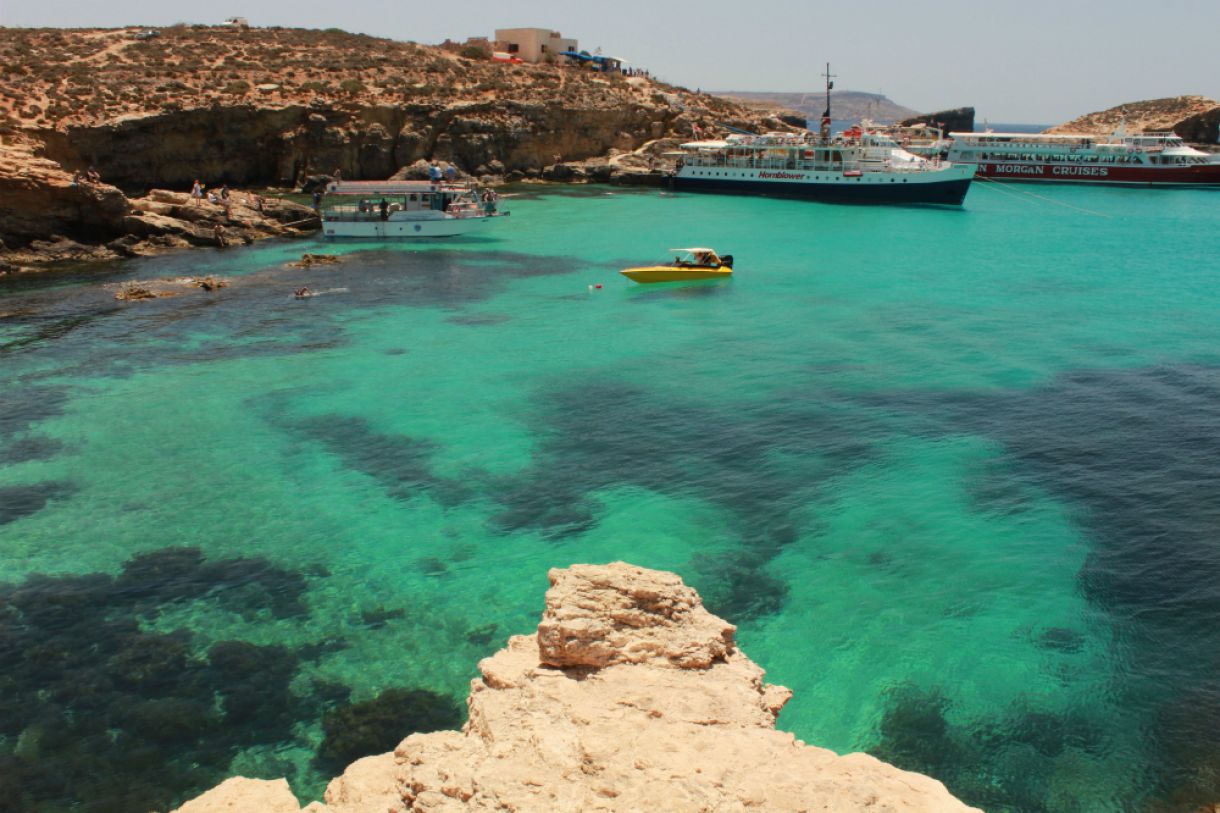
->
[3, 182, 1220, 811]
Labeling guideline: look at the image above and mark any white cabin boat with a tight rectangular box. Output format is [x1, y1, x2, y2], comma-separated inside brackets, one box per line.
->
[321, 181, 507, 239]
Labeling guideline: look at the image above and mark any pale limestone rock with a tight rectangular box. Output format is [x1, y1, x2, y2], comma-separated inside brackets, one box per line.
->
[175, 562, 983, 813]
[322, 753, 404, 813]
[171, 777, 302, 813]
[537, 562, 734, 669]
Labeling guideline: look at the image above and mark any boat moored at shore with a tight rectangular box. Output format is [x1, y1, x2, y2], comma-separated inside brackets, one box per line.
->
[947, 129, 1220, 186]
[321, 181, 507, 239]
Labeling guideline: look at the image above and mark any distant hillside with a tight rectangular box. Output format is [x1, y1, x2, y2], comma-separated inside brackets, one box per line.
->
[1045, 95, 1218, 135]
[712, 90, 918, 124]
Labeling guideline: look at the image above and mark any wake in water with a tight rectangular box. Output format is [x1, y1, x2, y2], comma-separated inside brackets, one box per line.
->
[294, 287, 350, 298]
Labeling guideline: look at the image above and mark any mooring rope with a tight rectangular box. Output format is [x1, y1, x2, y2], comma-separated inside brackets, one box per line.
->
[973, 175, 1114, 219]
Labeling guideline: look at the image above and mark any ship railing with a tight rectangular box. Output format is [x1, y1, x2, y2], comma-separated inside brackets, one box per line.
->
[685, 156, 864, 172]
[323, 203, 417, 222]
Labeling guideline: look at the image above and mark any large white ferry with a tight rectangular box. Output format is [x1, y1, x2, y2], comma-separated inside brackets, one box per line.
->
[946, 129, 1220, 186]
[672, 130, 974, 205]
[670, 65, 974, 206]
[321, 181, 507, 239]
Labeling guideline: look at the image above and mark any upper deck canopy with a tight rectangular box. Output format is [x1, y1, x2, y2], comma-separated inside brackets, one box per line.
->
[949, 132, 1094, 141]
[326, 181, 474, 195]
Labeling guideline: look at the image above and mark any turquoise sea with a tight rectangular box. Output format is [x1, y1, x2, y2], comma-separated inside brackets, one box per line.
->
[3, 182, 1220, 812]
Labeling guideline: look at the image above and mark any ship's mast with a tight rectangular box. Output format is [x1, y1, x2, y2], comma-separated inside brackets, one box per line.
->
[820, 62, 836, 141]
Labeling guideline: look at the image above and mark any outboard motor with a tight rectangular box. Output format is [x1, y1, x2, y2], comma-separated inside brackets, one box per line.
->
[720, 254, 734, 268]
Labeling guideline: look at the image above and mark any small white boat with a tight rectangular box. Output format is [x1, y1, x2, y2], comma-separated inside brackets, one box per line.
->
[320, 181, 508, 239]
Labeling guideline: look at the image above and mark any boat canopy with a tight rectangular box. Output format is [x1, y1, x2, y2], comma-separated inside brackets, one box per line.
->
[949, 132, 1094, 140]
[326, 181, 473, 195]
[669, 247, 717, 253]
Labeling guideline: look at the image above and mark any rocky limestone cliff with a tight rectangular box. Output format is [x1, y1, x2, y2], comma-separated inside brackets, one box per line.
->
[900, 107, 975, 134]
[0, 26, 794, 192]
[0, 134, 317, 272]
[1044, 95, 1220, 141]
[0, 26, 797, 261]
[173, 563, 980, 813]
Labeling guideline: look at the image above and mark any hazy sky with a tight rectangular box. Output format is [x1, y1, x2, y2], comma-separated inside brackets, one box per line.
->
[3, 0, 1218, 122]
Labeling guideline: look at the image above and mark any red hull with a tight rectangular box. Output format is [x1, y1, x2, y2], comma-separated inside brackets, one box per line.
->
[975, 161, 1220, 185]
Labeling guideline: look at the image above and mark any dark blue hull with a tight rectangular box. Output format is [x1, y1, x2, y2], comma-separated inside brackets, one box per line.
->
[671, 175, 972, 206]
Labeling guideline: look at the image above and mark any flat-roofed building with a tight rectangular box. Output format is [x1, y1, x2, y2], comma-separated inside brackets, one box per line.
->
[493, 28, 577, 63]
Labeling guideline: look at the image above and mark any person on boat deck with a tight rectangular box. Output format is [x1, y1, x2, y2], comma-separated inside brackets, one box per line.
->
[428, 163, 442, 186]
[379, 199, 389, 221]
[445, 164, 457, 182]
[694, 252, 714, 266]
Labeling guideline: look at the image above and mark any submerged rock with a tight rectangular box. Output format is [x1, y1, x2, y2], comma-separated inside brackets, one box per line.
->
[176, 562, 980, 813]
[114, 276, 230, 301]
[289, 253, 343, 269]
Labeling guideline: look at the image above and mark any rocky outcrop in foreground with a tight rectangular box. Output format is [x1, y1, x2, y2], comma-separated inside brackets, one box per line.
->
[174, 562, 980, 813]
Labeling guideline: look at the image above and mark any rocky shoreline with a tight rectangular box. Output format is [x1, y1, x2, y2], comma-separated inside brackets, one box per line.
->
[0, 26, 806, 274]
[171, 563, 979, 813]
[0, 135, 319, 274]
[0, 134, 687, 275]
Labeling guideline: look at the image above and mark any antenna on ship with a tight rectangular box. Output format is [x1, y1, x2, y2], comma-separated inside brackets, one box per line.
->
[820, 62, 836, 141]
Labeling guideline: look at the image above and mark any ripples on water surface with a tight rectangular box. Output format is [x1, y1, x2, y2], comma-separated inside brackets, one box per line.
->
[2, 184, 1220, 811]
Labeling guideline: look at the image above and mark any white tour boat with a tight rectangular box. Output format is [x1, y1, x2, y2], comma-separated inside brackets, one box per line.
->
[320, 181, 507, 239]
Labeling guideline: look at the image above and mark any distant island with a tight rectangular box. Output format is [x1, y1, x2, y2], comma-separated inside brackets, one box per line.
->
[712, 90, 918, 124]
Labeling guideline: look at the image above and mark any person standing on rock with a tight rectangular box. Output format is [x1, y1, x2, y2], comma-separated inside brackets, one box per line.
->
[191, 179, 203, 205]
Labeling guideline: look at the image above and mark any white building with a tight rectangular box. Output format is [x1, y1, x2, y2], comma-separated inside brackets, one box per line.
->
[493, 28, 577, 63]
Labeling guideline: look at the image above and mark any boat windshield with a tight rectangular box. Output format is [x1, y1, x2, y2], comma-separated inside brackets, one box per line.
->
[668, 248, 721, 266]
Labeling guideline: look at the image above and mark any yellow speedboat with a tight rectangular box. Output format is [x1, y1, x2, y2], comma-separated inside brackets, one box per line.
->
[620, 248, 734, 283]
